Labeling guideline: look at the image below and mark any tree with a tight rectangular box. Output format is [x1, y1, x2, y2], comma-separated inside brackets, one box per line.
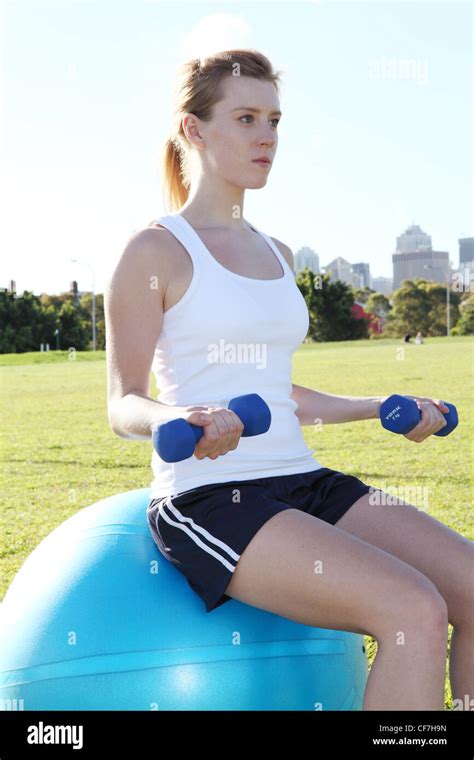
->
[352, 286, 375, 305]
[0, 291, 46, 353]
[366, 292, 391, 318]
[384, 278, 460, 337]
[55, 301, 90, 350]
[0, 290, 91, 353]
[451, 294, 474, 335]
[78, 292, 105, 350]
[296, 269, 369, 341]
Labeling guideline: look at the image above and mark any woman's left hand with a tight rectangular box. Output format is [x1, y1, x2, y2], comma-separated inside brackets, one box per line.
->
[400, 396, 450, 442]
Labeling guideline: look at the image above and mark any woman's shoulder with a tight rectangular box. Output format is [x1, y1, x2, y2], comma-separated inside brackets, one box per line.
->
[143, 220, 189, 262]
[118, 224, 187, 290]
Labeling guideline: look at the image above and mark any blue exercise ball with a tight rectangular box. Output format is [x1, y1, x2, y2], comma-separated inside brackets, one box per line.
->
[0, 488, 368, 710]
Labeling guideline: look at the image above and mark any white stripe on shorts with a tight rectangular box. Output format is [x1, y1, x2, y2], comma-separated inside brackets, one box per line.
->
[158, 497, 240, 573]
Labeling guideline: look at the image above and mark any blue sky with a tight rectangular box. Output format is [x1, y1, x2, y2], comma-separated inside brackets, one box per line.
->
[1, 0, 472, 296]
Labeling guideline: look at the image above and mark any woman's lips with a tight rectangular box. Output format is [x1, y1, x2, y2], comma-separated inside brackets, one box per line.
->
[253, 160, 271, 167]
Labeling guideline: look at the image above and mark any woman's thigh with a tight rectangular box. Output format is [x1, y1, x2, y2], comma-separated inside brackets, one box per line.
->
[225, 507, 448, 638]
[335, 492, 474, 629]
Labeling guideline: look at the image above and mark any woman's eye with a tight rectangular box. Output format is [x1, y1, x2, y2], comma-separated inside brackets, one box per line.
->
[239, 115, 280, 127]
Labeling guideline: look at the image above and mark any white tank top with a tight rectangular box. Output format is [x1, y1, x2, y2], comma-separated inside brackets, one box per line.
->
[149, 212, 323, 498]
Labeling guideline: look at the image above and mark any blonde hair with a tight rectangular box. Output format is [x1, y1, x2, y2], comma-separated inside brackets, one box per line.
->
[160, 49, 284, 213]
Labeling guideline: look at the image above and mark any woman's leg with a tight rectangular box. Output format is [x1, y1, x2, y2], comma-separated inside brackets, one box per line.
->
[335, 492, 474, 708]
[224, 508, 449, 710]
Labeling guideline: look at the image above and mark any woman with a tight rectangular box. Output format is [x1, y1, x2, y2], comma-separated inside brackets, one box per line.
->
[104, 49, 473, 711]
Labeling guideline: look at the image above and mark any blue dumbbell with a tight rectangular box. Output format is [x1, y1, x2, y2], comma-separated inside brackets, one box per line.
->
[152, 393, 272, 463]
[380, 394, 458, 437]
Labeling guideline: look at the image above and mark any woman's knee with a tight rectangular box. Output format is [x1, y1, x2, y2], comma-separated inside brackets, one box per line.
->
[379, 572, 449, 642]
[412, 587, 449, 634]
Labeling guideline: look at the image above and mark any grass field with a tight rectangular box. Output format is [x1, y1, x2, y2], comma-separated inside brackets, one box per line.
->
[1, 335, 473, 709]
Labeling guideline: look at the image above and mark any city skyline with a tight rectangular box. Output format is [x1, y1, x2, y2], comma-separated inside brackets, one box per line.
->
[4, 224, 471, 299]
[1, 1, 472, 296]
[293, 225, 471, 294]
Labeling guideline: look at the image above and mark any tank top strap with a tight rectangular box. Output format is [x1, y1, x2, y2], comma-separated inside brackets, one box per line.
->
[152, 213, 205, 278]
[248, 223, 296, 278]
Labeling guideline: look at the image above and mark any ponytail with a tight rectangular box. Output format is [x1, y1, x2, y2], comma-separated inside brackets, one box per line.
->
[161, 136, 190, 213]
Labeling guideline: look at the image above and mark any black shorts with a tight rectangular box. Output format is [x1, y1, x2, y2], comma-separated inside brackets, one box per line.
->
[147, 467, 373, 614]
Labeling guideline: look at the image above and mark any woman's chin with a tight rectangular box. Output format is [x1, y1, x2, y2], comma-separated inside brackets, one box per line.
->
[245, 175, 269, 189]
[224, 171, 269, 190]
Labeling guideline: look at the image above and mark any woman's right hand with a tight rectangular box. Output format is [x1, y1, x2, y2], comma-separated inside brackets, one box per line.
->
[182, 405, 245, 460]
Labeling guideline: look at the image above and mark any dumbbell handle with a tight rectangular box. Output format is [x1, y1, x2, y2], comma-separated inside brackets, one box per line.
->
[152, 393, 272, 463]
[380, 394, 458, 437]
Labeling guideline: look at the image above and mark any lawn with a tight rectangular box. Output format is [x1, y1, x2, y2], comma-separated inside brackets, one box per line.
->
[1, 335, 473, 709]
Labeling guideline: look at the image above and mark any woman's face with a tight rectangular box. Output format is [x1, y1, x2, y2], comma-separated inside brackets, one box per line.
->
[183, 75, 281, 189]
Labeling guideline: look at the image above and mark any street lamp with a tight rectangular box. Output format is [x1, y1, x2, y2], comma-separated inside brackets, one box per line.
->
[70, 258, 96, 351]
[423, 264, 450, 337]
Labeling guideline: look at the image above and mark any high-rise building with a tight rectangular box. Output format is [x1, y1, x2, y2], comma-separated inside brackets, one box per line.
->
[323, 256, 353, 286]
[352, 262, 371, 289]
[0, 280, 17, 294]
[392, 223, 450, 289]
[393, 250, 451, 289]
[69, 280, 81, 307]
[459, 237, 474, 266]
[453, 238, 474, 289]
[396, 224, 432, 253]
[294, 245, 320, 275]
[371, 276, 393, 295]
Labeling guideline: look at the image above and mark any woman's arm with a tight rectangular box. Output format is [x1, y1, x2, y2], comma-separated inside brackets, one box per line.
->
[291, 384, 383, 425]
[105, 229, 185, 441]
